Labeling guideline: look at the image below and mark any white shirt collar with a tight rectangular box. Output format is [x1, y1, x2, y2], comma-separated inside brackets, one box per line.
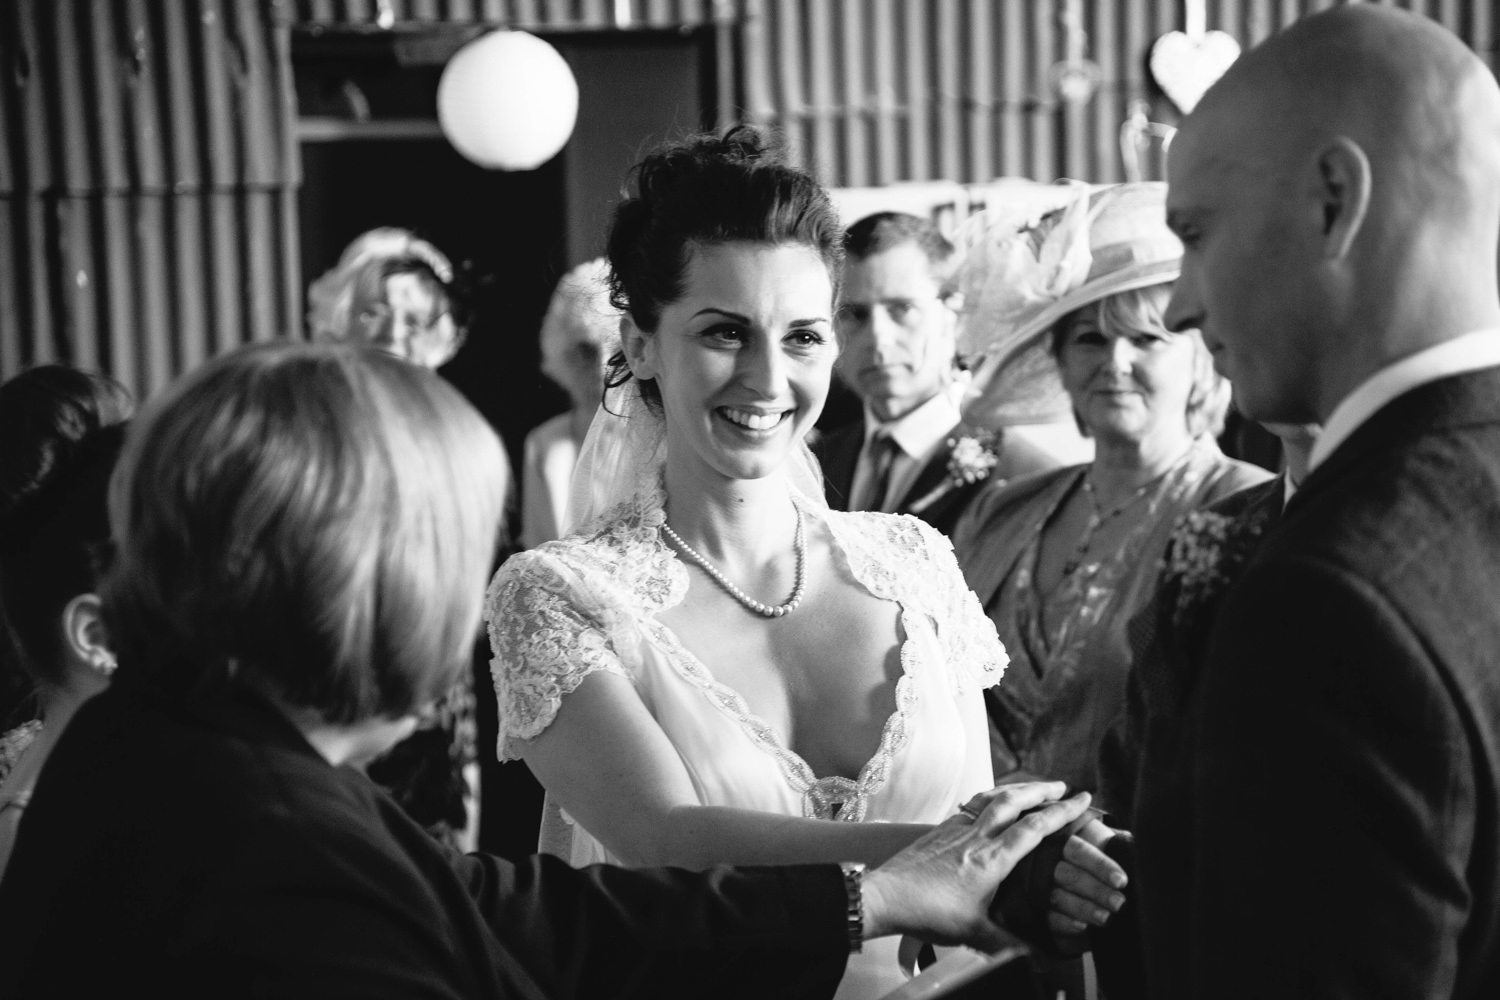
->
[863, 387, 963, 460]
[1308, 329, 1500, 472]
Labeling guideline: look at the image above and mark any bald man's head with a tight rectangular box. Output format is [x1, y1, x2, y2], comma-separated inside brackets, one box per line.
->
[1163, 5, 1500, 424]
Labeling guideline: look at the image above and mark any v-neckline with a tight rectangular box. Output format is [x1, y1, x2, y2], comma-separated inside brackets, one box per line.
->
[643, 502, 924, 821]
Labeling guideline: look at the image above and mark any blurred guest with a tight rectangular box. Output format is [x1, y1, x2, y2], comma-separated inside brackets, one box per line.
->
[308, 228, 498, 849]
[0, 366, 130, 878]
[521, 259, 618, 548]
[308, 227, 466, 368]
[953, 183, 1269, 795]
[0, 340, 1099, 998]
[818, 213, 1077, 538]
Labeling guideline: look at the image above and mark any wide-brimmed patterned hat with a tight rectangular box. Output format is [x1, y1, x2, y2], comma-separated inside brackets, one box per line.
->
[954, 180, 1180, 427]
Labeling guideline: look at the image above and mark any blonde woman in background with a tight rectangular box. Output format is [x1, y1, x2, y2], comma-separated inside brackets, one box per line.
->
[521, 259, 619, 548]
[954, 184, 1270, 797]
[307, 227, 466, 369]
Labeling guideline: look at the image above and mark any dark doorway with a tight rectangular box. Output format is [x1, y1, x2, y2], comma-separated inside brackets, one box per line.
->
[299, 135, 566, 861]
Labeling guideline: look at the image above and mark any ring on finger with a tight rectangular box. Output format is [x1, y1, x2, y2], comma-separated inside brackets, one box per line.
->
[957, 803, 982, 822]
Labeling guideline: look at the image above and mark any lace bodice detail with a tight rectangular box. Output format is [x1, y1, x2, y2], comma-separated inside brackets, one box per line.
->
[485, 484, 1006, 819]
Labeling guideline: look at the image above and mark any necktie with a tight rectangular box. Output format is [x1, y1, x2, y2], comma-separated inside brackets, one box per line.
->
[860, 432, 902, 512]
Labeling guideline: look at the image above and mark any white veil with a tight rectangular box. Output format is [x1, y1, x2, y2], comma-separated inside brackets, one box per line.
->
[564, 378, 830, 536]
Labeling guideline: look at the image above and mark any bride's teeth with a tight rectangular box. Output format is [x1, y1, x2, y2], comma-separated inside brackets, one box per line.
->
[722, 408, 785, 431]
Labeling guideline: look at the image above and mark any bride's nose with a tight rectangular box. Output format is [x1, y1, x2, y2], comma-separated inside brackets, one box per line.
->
[738, 334, 789, 398]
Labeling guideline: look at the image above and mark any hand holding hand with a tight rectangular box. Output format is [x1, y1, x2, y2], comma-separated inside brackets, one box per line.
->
[862, 783, 1093, 954]
[1048, 817, 1128, 951]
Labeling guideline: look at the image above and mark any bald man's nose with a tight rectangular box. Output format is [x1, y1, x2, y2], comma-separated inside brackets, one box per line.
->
[1163, 283, 1199, 333]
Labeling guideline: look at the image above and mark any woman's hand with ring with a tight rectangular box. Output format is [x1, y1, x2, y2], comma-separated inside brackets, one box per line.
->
[860, 782, 1093, 954]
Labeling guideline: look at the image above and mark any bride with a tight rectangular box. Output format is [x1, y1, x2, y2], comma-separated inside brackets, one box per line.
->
[487, 129, 1103, 997]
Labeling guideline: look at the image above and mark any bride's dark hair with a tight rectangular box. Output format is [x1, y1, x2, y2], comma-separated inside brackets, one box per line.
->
[603, 125, 844, 410]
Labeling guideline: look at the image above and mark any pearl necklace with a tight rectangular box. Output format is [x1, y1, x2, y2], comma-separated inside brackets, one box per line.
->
[660, 504, 808, 618]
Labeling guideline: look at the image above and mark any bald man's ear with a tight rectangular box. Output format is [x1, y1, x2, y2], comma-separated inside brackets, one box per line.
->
[1313, 137, 1372, 261]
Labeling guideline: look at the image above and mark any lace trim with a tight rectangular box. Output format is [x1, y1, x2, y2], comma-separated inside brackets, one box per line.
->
[486, 559, 632, 761]
[487, 483, 1002, 803]
[824, 511, 1007, 695]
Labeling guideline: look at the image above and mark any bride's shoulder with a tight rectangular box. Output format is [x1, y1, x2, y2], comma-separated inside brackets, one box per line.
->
[823, 508, 958, 575]
[488, 506, 683, 616]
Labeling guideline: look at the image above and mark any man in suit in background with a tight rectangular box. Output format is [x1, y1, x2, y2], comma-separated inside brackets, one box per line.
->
[817, 213, 1066, 538]
[1120, 6, 1500, 997]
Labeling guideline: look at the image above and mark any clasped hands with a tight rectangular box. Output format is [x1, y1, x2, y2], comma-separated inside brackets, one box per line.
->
[859, 782, 1127, 956]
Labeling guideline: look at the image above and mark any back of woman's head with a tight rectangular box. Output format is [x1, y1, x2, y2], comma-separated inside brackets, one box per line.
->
[103, 342, 508, 724]
[605, 126, 844, 335]
[0, 367, 131, 693]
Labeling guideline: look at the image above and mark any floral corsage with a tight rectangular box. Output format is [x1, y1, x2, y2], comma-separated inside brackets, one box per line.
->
[908, 429, 1000, 514]
[1165, 504, 1275, 629]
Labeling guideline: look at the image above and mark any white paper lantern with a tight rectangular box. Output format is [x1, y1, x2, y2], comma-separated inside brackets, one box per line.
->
[437, 31, 579, 171]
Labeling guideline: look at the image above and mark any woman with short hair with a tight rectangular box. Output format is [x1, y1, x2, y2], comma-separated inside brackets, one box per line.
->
[953, 183, 1272, 796]
[308, 227, 466, 368]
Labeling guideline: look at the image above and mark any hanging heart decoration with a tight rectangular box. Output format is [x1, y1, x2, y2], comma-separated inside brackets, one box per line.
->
[1149, 28, 1241, 114]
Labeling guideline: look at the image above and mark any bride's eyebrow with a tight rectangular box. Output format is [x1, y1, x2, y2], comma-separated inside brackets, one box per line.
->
[688, 308, 830, 326]
[690, 308, 750, 322]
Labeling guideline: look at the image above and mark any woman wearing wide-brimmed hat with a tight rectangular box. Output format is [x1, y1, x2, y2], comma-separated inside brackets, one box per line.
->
[952, 182, 1270, 797]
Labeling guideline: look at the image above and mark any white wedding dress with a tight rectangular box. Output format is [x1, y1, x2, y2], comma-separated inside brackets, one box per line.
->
[486, 477, 1006, 999]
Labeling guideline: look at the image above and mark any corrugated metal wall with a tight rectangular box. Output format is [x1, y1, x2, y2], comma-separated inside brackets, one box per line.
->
[3, 0, 1495, 396]
[293, 0, 1498, 187]
[292, 0, 729, 30]
[0, 0, 300, 400]
[742, 0, 1499, 186]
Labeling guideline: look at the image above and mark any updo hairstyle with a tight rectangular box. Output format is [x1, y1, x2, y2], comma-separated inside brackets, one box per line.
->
[0, 367, 132, 701]
[603, 126, 844, 409]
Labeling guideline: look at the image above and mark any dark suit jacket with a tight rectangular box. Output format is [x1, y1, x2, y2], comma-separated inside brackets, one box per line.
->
[1134, 368, 1500, 999]
[814, 418, 1066, 537]
[0, 681, 848, 999]
[1098, 474, 1286, 826]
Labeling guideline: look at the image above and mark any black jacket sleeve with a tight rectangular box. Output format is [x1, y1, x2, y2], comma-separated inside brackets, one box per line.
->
[454, 851, 850, 1000]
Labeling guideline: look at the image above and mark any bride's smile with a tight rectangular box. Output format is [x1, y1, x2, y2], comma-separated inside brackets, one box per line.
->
[624, 241, 837, 484]
[716, 405, 791, 432]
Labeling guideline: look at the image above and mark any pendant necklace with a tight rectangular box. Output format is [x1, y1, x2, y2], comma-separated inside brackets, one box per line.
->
[661, 503, 808, 618]
[1059, 459, 1184, 578]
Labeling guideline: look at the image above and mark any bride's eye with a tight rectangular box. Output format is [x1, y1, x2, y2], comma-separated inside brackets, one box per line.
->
[786, 328, 828, 349]
[701, 324, 749, 347]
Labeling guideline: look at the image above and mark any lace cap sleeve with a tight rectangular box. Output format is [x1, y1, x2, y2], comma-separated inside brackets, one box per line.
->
[917, 521, 1009, 694]
[485, 548, 631, 761]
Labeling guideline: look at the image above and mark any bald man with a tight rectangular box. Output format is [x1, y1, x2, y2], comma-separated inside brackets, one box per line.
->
[1118, 6, 1500, 998]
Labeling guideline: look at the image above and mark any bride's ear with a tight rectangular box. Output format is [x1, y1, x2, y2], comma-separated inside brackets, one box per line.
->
[620, 314, 658, 381]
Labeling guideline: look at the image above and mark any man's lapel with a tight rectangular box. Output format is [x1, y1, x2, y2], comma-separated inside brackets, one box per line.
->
[896, 428, 960, 515]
